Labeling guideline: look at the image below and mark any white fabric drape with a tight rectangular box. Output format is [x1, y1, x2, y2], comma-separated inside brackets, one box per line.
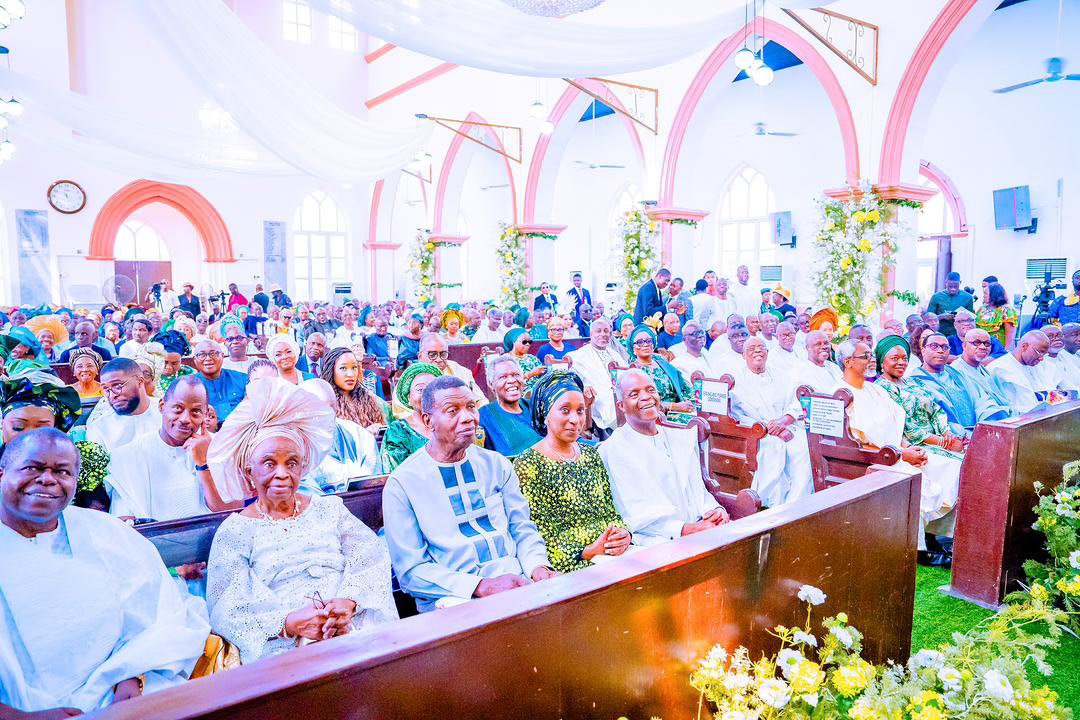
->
[307, 0, 835, 78]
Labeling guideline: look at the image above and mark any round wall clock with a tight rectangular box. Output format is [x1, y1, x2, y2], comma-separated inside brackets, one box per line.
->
[47, 180, 87, 214]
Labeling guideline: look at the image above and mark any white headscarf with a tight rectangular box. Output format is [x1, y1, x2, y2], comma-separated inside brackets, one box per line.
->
[266, 334, 301, 365]
[207, 377, 335, 501]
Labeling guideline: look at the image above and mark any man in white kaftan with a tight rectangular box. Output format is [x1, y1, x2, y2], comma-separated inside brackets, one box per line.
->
[728, 339, 814, 507]
[988, 330, 1054, 413]
[0, 429, 208, 715]
[792, 330, 843, 395]
[706, 322, 750, 377]
[600, 370, 727, 546]
[470, 308, 507, 345]
[670, 321, 717, 383]
[1036, 326, 1080, 394]
[568, 317, 623, 435]
[85, 362, 163, 453]
[766, 320, 803, 376]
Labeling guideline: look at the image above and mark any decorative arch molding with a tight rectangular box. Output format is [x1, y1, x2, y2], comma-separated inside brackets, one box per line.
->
[89, 180, 234, 262]
[659, 17, 860, 210]
[431, 111, 518, 235]
[878, 0, 997, 186]
[523, 78, 647, 225]
[919, 160, 968, 237]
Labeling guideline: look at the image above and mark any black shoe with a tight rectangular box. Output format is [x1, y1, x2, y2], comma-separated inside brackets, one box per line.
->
[917, 550, 952, 568]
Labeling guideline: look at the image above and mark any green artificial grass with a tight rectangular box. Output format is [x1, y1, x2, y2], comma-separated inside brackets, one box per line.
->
[912, 565, 1080, 712]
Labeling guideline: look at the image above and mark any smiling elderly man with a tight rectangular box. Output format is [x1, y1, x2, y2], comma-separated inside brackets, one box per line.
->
[193, 339, 249, 422]
[382, 375, 556, 612]
[0, 429, 209, 715]
[600, 369, 728, 546]
[988, 330, 1060, 413]
[566, 317, 624, 439]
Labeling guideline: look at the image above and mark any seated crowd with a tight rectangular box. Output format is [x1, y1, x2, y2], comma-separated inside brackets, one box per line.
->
[1, 267, 1078, 716]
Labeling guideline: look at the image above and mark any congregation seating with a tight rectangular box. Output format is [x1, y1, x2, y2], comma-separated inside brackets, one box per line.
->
[796, 385, 902, 492]
[690, 371, 768, 495]
[452, 338, 587, 396]
[101, 468, 922, 720]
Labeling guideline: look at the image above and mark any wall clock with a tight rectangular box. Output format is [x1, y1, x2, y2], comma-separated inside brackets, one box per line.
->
[47, 180, 87, 214]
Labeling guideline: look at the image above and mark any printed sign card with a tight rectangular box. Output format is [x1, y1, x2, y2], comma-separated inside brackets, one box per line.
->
[807, 396, 846, 438]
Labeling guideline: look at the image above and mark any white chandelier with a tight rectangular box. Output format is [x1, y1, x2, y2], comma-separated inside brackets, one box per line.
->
[734, 0, 774, 87]
[498, 0, 605, 17]
[0, 0, 27, 30]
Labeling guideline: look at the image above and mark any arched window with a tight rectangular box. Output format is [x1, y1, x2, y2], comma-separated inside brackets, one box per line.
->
[914, 173, 954, 300]
[716, 166, 776, 278]
[115, 218, 170, 261]
[294, 191, 348, 301]
[328, 0, 359, 51]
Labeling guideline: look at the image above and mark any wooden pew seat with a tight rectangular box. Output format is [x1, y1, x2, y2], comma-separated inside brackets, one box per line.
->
[690, 372, 767, 495]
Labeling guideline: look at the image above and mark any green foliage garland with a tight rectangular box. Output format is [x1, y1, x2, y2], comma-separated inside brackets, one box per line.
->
[669, 218, 699, 228]
[408, 229, 437, 304]
[617, 207, 659, 312]
[889, 289, 922, 307]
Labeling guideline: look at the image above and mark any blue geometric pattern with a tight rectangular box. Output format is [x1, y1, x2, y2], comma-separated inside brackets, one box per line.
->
[439, 462, 508, 565]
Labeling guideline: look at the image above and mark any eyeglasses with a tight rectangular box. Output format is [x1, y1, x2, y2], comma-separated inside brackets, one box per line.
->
[685, 330, 706, 338]
[194, 351, 223, 360]
[424, 350, 449, 360]
[964, 339, 991, 348]
[849, 353, 873, 361]
[101, 377, 136, 397]
[923, 343, 950, 352]
[633, 338, 654, 347]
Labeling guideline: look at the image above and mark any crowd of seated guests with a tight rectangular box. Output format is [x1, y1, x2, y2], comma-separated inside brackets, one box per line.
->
[2, 266, 1079, 715]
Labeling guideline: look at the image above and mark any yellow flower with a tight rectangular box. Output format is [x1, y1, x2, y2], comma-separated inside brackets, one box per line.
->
[840, 256, 852, 270]
[832, 658, 875, 697]
[638, 259, 648, 271]
[790, 660, 824, 694]
[1055, 576, 1080, 596]
[857, 238, 873, 253]
[867, 209, 881, 223]
[848, 699, 876, 720]
[502, 287, 509, 294]
[908, 691, 946, 720]
[861, 301, 876, 316]
[504, 253, 513, 261]
[852, 210, 867, 223]
[1030, 583, 1050, 602]
[839, 314, 851, 327]
[824, 220, 836, 232]
[425, 242, 435, 251]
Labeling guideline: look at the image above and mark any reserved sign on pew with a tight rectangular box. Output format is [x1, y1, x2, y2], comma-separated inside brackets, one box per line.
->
[807, 395, 846, 438]
[694, 378, 729, 415]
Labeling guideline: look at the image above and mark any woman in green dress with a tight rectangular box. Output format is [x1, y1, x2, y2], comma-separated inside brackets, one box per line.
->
[874, 336, 967, 459]
[513, 372, 631, 573]
[976, 281, 1018, 349]
[626, 324, 695, 425]
[381, 362, 442, 472]
[503, 327, 544, 394]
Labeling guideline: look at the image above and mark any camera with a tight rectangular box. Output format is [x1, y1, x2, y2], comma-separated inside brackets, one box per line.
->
[1026, 270, 1066, 329]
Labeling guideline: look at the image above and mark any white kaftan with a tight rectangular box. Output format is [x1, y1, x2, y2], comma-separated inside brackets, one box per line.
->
[600, 424, 719, 546]
[568, 343, 624, 431]
[0, 507, 208, 712]
[206, 494, 397, 663]
[85, 402, 162, 453]
[988, 352, 1048, 413]
[104, 430, 210, 520]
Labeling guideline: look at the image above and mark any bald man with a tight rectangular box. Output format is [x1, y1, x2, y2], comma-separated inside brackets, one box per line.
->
[988, 330, 1057, 413]
[417, 333, 487, 407]
[1034, 325, 1080, 394]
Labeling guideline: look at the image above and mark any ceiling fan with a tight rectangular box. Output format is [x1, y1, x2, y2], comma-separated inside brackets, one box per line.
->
[573, 159, 626, 170]
[993, 56, 1079, 93]
[735, 121, 798, 138]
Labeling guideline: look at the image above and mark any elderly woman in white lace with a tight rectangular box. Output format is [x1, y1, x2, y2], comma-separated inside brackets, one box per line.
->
[205, 378, 397, 663]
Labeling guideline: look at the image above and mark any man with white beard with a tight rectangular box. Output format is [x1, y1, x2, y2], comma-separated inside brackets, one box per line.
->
[766, 320, 802, 375]
[793, 330, 843, 395]
[728, 337, 814, 507]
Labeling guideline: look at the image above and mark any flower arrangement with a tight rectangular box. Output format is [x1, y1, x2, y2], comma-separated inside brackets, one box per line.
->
[1012, 460, 1080, 634]
[76, 440, 109, 493]
[812, 185, 915, 337]
[617, 206, 659, 311]
[408, 229, 437, 304]
[497, 225, 558, 308]
[690, 583, 1070, 719]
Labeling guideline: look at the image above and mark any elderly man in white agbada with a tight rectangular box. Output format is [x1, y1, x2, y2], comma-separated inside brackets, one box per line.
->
[988, 330, 1055, 413]
[600, 370, 729, 546]
[793, 330, 844, 394]
[567, 317, 624, 438]
[0, 429, 209, 715]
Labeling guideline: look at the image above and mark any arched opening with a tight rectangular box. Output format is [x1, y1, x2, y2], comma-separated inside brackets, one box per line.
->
[708, 166, 778, 281]
[292, 190, 349, 302]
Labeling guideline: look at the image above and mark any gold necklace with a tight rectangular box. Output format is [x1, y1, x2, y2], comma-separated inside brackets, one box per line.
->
[256, 498, 301, 523]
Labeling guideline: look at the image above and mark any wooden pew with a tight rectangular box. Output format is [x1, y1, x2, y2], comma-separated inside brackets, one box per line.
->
[101, 468, 921, 720]
[796, 385, 901, 492]
[50, 362, 76, 385]
[665, 415, 762, 519]
[690, 371, 768, 495]
[948, 400, 1080, 606]
[450, 338, 589, 398]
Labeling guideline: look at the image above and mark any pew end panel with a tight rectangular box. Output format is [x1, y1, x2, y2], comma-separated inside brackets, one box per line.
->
[796, 385, 900, 492]
[690, 371, 768, 495]
[103, 468, 921, 720]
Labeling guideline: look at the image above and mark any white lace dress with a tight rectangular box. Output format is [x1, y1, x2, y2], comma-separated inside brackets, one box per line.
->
[206, 494, 397, 663]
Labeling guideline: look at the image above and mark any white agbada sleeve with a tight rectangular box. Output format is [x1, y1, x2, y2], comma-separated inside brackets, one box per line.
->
[568, 345, 618, 430]
[988, 354, 1041, 413]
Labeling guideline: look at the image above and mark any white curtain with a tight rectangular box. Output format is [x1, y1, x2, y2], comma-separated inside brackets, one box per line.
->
[307, 0, 835, 78]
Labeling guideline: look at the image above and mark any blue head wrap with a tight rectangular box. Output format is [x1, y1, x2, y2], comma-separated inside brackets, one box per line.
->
[529, 370, 584, 436]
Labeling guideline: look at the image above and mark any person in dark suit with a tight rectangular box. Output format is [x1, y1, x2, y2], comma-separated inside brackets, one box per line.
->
[633, 268, 672, 324]
[565, 272, 592, 321]
[295, 332, 327, 376]
[177, 282, 201, 317]
[533, 282, 559, 313]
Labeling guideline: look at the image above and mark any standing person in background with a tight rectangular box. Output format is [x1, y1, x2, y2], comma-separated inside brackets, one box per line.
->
[771, 285, 796, 318]
[1047, 269, 1080, 326]
[566, 272, 591, 323]
[976, 281, 1018, 349]
[226, 283, 247, 312]
[250, 283, 270, 313]
[633, 268, 671, 324]
[177, 282, 201, 317]
[690, 279, 719, 332]
[926, 272, 975, 338]
[270, 283, 293, 309]
[533, 282, 559, 314]
[729, 265, 760, 319]
[665, 277, 693, 324]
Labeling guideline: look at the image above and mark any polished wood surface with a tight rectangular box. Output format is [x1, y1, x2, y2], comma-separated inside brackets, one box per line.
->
[691, 372, 768, 494]
[797, 386, 901, 492]
[99, 468, 920, 720]
[949, 401, 1080, 606]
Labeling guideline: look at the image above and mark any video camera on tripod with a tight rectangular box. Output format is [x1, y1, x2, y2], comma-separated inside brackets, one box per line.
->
[1019, 269, 1066, 330]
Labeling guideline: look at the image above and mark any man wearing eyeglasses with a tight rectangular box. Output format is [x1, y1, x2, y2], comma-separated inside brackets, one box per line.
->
[909, 332, 1010, 434]
[193, 339, 249, 422]
[948, 328, 1013, 416]
[417, 333, 487, 407]
[948, 309, 1005, 361]
[670, 321, 715, 382]
[567, 317, 624, 438]
[85, 358, 162, 453]
[988, 329, 1066, 413]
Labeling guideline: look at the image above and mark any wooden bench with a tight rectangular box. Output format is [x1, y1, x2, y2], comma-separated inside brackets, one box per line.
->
[101, 468, 921, 720]
[948, 400, 1080, 606]
[451, 338, 589, 398]
[690, 371, 768, 495]
[796, 385, 901, 492]
[662, 415, 761, 519]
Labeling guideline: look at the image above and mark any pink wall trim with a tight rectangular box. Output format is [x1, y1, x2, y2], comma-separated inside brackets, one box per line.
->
[822, 183, 939, 203]
[523, 78, 647, 225]
[365, 62, 458, 109]
[367, 179, 384, 247]
[878, 0, 980, 186]
[89, 180, 235, 262]
[429, 234, 469, 244]
[660, 18, 860, 208]
[364, 42, 396, 64]
[431, 112, 518, 234]
[648, 207, 710, 222]
[919, 160, 969, 237]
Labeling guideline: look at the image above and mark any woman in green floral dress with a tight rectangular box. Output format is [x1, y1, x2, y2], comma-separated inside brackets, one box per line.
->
[626, 324, 695, 425]
[381, 362, 442, 472]
[503, 327, 545, 394]
[976, 282, 1018, 349]
[513, 372, 631, 573]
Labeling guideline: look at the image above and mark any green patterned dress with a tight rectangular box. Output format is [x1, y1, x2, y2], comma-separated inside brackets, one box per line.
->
[513, 445, 627, 573]
[515, 353, 544, 394]
[380, 418, 428, 472]
[879, 379, 964, 461]
[635, 359, 694, 426]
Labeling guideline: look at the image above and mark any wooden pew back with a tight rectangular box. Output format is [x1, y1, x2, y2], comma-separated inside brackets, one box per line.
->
[796, 385, 900, 492]
[103, 469, 921, 720]
[658, 415, 761, 519]
[691, 372, 767, 494]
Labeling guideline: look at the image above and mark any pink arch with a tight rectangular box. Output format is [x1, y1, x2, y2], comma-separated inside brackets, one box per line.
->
[660, 18, 859, 208]
[523, 78, 647, 225]
[878, 0, 984, 186]
[919, 160, 968, 237]
[432, 111, 518, 234]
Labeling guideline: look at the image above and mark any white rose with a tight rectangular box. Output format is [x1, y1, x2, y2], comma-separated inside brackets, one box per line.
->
[938, 666, 962, 692]
[1070, 550, 1080, 570]
[777, 648, 804, 678]
[911, 649, 945, 669]
[792, 630, 818, 647]
[830, 626, 854, 648]
[757, 678, 791, 709]
[797, 584, 827, 606]
[983, 669, 1014, 702]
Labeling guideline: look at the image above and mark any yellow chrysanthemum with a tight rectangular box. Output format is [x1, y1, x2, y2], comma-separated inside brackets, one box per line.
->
[1030, 583, 1050, 602]
[866, 209, 881, 223]
[857, 238, 873, 253]
[1054, 576, 1080, 595]
[790, 660, 824, 694]
[425, 242, 435, 251]
[840, 256, 853, 270]
[832, 658, 875, 697]
[852, 210, 867, 223]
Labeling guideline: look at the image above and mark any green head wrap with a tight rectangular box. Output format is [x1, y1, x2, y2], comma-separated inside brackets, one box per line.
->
[874, 335, 910, 375]
[513, 307, 530, 328]
[0, 368, 82, 432]
[626, 323, 658, 355]
[529, 370, 584, 436]
[503, 327, 529, 352]
[395, 362, 442, 409]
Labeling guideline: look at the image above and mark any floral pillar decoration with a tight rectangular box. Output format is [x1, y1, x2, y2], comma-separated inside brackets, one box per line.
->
[617, 205, 660, 312]
[408, 229, 436, 304]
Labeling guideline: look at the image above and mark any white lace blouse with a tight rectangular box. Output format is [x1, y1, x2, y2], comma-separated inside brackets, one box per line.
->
[206, 494, 397, 663]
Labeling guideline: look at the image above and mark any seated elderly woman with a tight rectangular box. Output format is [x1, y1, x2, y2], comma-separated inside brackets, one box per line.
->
[320, 346, 392, 434]
[836, 339, 961, 565]
[626, 324, 695, 424]
[68, 346, 105, 399]
[535, 317, 571, 364]
[299, 378, 381, 494]
[513, 372, 630, 572]
[0, 429, 210, 715]
[266, 334, 314, 385]
[206, 378, 397, 664]
[382, 362, 442, 472]
[502, 327, 545, 393]
[478, 354, 543, 457]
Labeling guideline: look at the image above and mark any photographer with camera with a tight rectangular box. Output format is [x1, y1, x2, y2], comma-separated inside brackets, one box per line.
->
[144, 277, 179, 314]
[1046, 269, 1080, 326]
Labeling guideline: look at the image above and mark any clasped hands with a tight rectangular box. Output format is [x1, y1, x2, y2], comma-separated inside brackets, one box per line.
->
[581, 524, 632, 562]
[284, 598, 357, 642]
[765, 416, 796, 442]
[473, 565, 560, 598]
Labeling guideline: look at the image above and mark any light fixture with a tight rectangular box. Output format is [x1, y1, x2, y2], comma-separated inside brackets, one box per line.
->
[528, 100, 547, 119]
[0, 98, 23, 116]
[734, 47, 756, 70]
[0, 140, 15, 159]
[751, 64, 774, 87]
[0, 0, 26, 19]
[539, 120, 555, 135]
